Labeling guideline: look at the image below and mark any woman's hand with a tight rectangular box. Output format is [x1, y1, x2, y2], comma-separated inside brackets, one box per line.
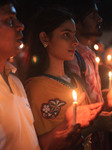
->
[52, 124, 84, 150]
[66, 92, 103, 127]
[76, 102, 103, 127]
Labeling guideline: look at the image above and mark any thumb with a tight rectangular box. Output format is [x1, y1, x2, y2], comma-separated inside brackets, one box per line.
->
[107, 89, 112, 100]
[78, 92, 86, 105]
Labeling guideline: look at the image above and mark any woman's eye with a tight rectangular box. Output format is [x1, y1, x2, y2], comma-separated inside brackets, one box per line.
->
[63, 33, 71, 38]
[5, 16, 14, 26]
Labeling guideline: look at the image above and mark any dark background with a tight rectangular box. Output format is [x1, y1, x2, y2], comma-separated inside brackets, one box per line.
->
[98, 0, 112, 29]
[16, 0, 112, 30]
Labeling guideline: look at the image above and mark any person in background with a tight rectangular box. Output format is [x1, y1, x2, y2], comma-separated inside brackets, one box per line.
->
[25, 8, 104, 150]
[67, 0, 103, 103]
[0, 0, 40, 149]
[65, 0, 112, 149]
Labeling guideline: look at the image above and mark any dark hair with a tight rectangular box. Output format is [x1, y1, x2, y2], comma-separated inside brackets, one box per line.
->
[70, 0, 99, 22]
[37, 0, 99, 22]
[0, 0, 16, 7]
[26, 8, 74, 78]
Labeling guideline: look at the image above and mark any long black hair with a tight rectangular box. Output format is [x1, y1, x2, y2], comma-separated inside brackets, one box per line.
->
[26, 8, 74, 78]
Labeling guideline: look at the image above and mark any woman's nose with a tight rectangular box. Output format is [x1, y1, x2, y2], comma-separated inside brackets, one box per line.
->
[16, 19, 24, 31]
[72, 36, 79, 48]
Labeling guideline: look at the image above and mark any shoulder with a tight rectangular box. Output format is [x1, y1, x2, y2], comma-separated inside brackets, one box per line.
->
[25, 76, 51, 95]
[26, 76, 48, 88]
[10, 73, 22, 85]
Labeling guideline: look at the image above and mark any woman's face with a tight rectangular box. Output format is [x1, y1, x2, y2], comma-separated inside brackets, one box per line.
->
[46, 19, 78, 61]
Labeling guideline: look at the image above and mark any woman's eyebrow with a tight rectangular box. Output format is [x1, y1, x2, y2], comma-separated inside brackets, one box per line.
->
[61, 28, 76, 33]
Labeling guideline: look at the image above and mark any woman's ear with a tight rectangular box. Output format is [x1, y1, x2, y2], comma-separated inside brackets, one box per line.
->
[39, 32, 49, 48]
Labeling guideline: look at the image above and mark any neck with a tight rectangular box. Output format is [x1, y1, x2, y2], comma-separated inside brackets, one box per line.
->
[45, 55, 65, 77]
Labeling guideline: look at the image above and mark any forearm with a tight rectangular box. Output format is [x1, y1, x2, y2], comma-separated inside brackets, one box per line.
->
[39, 123, 84, 150]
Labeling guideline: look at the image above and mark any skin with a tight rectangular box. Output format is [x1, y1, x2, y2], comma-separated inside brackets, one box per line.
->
[46, 19, 78, 61]
[0, 3, 24, 75]
[76, 3, 103, 46]
[74, 3, 112, 137]
[38, 19, 104, 149]
[41, 19, 78, 77]
[38, 5, 112, 150]
[39, 13, 112, 148]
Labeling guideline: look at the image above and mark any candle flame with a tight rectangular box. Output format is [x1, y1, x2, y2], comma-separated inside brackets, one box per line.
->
[94, 44, 99, 51]
[107, 55, 112, 61]
[95, 57, 100, 63]
[72, 90, 77, 101]
[109, 71, 112, 78]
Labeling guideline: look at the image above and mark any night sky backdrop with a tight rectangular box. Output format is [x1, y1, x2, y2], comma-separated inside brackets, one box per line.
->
[16, 0, 112, 27]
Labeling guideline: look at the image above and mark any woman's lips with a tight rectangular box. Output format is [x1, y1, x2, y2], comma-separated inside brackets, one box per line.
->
[68, 50, 75, 54]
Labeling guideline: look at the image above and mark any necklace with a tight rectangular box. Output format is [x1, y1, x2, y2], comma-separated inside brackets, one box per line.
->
[43, 73, 74, 89]
[59, 75, 71, 83]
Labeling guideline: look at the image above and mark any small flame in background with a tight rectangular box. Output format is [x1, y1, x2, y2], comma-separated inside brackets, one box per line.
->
[109, 71, 112, 78]
[96, 57, 100, 63]
[107, 54, 112, 61]
[94, 44, 99, 51]
[32, 55, 38, 63]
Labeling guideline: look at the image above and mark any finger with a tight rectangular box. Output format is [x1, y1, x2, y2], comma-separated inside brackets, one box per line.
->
[107, 89, 112, 99]
[91, 106, 103, 115]
[90, 110, 101, 120]
[89, 102, 104, 110]
[89, 106, 103, 120]
[99, 111, 110, 116]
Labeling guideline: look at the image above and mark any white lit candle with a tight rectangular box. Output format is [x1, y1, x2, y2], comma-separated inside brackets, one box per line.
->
[109, 71, 112, 89]
[72, 90, 77, 125]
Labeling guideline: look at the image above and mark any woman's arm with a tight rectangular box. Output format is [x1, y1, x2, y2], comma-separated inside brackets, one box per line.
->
[38, 101, 103, 150]
[39, 122, 84, 150]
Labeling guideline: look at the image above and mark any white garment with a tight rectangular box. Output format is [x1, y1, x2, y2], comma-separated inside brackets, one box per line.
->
[0, 62, 40, 150]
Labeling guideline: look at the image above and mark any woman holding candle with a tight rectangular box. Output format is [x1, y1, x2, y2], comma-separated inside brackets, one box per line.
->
[25, 8, 103, 150]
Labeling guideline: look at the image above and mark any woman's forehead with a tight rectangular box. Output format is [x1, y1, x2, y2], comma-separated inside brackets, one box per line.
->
[59, 19, 76, 31]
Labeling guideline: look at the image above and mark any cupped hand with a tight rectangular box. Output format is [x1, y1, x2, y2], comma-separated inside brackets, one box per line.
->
[76, 102, 103, 127]
[66, 100, 103, 127]
[52, 124, 84, 150]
